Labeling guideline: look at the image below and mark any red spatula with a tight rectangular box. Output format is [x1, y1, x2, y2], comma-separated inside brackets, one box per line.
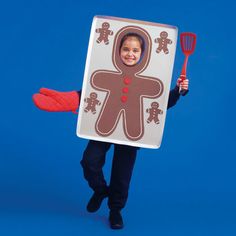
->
[179, 32, 197, 96]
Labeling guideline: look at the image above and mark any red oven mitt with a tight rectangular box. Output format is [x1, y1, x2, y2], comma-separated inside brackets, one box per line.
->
[33, 88, 80, 113]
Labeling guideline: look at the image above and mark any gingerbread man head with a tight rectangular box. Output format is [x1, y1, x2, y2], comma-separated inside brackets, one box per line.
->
[90, 92, 97, 99]
[102, 22, 110, 29]
[160, 31, 168, 39]
[112, 26, 152, 75]
[151, 101, 159, 108]
[119, 33, 144, 66]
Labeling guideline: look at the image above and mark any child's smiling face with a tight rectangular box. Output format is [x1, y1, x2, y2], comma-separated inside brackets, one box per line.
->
[120, 36, 142, 66]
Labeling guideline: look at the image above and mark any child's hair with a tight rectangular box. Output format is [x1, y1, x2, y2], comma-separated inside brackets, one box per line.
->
[119, 33, 145, 54]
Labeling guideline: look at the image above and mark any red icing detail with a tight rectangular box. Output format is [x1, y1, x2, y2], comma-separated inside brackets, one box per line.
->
[122, 87, 129, 93]
[121, 95, 128, 103]
[123, 77, 131, 85]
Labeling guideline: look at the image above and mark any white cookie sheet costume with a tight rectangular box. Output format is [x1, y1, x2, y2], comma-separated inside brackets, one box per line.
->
[77, 16, 178, 149]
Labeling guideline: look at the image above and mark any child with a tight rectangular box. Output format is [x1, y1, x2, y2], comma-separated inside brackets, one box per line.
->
[33, 33, 189, 230]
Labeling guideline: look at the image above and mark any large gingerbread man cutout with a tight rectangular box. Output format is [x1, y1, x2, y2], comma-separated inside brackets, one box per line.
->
[90, 26, 164, 141]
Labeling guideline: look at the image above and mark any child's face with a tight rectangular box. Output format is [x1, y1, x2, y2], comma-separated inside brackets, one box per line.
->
[120, 36, 142, 66]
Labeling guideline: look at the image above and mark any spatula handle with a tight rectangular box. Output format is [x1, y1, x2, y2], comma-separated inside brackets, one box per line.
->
[181, 55, 189, 76]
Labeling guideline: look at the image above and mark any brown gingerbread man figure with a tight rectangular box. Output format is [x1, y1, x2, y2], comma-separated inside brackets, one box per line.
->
[146, 102, 163, 124]
[95, 22, 114, 45]
[154, 31, 172, 54]
[90, 26, 164, 141]
[84, 92, 101, 114]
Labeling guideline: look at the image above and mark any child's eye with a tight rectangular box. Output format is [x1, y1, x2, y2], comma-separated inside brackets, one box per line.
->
[133, 49, 140, 53]
[122, 47, 129, 52]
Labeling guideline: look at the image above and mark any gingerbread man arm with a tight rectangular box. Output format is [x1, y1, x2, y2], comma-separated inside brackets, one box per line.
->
[108, 30, 113, 35]
[136, 76, 164, 98]
[96, 28, 101, 33]
[91, 71, 120, 91]
[154, 38, 161, 44]
[95, 99, 101, 106]
[167, 39, 172, 44]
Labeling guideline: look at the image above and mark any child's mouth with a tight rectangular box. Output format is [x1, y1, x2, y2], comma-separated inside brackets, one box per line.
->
[125, 57, 135, 61]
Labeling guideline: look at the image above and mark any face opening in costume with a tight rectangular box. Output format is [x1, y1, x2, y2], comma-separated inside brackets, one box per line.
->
[119, 33, 145, 67]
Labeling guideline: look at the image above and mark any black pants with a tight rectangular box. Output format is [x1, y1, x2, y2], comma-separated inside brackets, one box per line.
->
[80, 140, 138, 210]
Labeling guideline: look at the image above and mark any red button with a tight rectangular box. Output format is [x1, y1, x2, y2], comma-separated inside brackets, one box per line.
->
[121, 96, 128, 103]
[122, 87, 129, 93]
[123, 77, 131, 85]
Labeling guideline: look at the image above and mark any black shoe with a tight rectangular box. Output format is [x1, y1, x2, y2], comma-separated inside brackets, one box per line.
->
[109, 210, 124, 230]
[86, 191, 108, 213]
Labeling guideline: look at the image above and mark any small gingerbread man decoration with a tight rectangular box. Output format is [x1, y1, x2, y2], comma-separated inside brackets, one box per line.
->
[95, 22, 114, 45]
[146, 102, 163, 124]
[154, 31, 172, 54]
[84, 92, 101, 114]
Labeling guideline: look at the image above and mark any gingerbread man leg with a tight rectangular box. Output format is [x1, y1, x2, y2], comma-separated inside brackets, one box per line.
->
[104, 38, 109, 45]
[147, 115, 153, 123]
[96, 36, 103, 44]
[124, 104, 144, 140]
[156, 46, 162, 53]
[91, 107, 97, 114]
[163, 47, 169, 54]
[84, 105, 90, 112]
[96, 103, 122, 136]
[154, 116, 160, 124]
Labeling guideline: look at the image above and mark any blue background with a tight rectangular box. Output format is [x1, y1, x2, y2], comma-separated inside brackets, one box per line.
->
[0, 0, 235, 235]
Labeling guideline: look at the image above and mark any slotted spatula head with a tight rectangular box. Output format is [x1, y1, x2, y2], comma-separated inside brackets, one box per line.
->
[180, 32, 196, 56]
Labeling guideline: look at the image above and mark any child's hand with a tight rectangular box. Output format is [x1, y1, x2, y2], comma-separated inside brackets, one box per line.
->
[177, 77, 189, 91]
